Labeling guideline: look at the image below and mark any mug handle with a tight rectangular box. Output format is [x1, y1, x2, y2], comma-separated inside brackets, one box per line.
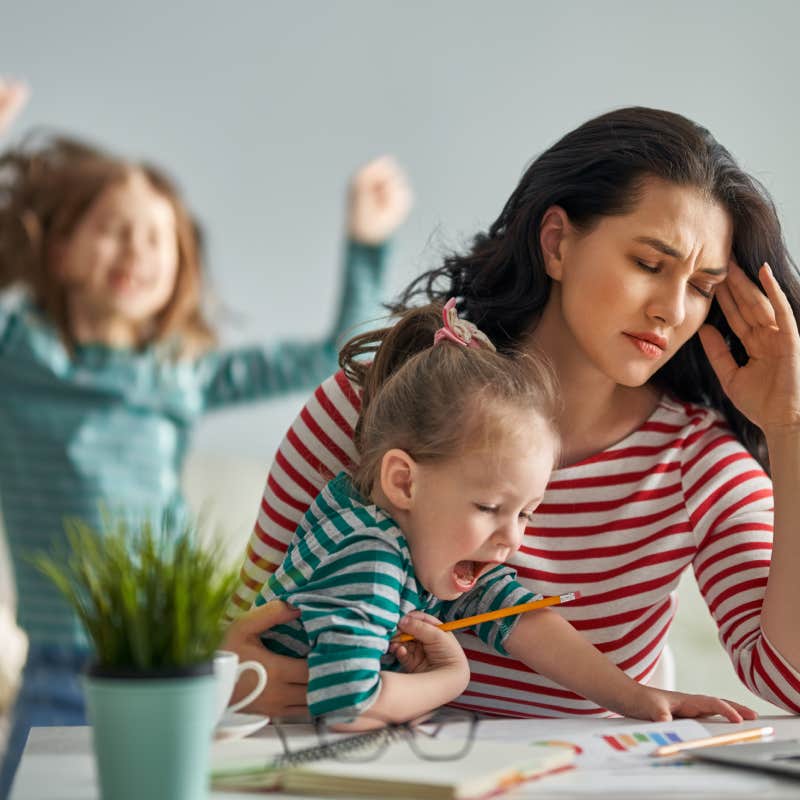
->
[226, 660, 268, 714]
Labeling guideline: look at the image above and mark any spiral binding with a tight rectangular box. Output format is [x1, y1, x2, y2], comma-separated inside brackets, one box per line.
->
[273, 724, 405, 767]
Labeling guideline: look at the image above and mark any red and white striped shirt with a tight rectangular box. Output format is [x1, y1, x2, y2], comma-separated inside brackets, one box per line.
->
[227, 370, 800, 716]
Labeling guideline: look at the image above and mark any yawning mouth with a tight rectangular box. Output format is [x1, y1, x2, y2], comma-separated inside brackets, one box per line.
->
[452, 560, 495, 592]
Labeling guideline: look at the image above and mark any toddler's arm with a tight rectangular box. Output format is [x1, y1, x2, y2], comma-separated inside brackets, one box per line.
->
[443, 569, 756, 722]
[505, 608, 757, 722]
[336, 612, 470, 732]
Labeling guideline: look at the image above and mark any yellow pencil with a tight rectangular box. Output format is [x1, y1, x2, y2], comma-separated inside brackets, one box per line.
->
[653, 726, 775, 757]
[392, 591, 582, 643]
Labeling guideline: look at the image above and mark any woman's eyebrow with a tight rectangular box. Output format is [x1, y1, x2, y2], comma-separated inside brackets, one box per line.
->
[633, 236, 728, 276]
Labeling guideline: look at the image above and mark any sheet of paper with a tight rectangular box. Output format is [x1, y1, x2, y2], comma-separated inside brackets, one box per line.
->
[432, 718, 774, 795]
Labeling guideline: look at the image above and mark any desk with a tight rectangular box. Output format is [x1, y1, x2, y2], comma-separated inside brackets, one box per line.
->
[10, 715, 800, 800]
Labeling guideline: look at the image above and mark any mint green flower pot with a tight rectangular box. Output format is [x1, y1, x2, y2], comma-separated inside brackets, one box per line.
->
[83, 664, 216, 800]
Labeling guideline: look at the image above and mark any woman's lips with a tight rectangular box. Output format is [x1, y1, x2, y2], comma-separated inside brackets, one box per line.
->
[623, 332, 666, 360]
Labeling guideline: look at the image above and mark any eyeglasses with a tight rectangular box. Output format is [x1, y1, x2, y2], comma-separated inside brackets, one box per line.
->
[271, 708, 481, 766]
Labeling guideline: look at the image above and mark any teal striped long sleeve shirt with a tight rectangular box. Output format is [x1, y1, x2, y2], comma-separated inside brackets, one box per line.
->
[0, 241, 388, 651]
[257, 473, 537, 722]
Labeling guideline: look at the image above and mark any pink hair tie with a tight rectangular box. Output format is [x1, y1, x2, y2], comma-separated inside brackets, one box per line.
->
[433, 298, 496, 352]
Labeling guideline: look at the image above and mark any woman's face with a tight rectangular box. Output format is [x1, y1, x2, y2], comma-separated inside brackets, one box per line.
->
[542, 177, 733, 388]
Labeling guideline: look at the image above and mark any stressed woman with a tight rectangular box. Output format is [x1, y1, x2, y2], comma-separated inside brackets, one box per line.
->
[224, 106, 800, 719]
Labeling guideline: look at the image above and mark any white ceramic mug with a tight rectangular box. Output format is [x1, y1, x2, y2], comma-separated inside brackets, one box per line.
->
[213, 649, 268, 723]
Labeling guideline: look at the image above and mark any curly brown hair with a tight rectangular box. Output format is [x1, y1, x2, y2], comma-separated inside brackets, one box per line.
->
[0, 132, 215, 353]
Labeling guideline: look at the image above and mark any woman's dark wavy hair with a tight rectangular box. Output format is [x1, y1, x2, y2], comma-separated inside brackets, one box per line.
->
[395, 106, 800, 472]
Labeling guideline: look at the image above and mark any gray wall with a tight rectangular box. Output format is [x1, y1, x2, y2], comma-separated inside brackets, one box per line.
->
[5, 0, 798, 461]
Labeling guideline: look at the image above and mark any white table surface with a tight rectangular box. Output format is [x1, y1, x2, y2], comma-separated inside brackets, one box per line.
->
[9, 715, 800, 800]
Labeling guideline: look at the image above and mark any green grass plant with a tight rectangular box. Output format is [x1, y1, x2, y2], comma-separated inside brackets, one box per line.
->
[32, 515, 239, 670]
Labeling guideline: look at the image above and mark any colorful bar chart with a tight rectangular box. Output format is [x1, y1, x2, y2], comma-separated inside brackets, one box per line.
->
[601, 729, 684, 752]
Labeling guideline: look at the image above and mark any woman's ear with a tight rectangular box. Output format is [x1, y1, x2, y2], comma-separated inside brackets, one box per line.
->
[539, 206, 571, 281]
[379, 449, 416, 511]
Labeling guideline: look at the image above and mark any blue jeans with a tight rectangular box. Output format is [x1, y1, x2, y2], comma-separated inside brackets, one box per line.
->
[0, 644, 88, 800]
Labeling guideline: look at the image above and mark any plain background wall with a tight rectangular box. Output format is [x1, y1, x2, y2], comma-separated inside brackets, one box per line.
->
[3, 0, 799, 714]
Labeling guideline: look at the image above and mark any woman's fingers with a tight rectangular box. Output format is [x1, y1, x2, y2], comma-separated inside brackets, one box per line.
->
[222, 600, 309, 717]
[714, 282, 751, 342]
[726, 261, 777, 329]
[760, 263, 800, 338]
[227, 600, 301, 640]
[698, 324, 738, 390]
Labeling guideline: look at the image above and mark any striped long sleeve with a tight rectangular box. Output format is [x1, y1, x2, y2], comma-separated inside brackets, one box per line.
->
[228, 372, 800, 716]
[271, 532, 409, 721]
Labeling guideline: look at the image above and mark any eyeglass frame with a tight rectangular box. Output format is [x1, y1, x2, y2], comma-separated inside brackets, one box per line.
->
[270, 708, 482, 767]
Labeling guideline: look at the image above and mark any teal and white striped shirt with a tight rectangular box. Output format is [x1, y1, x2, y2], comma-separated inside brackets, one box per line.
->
[258, 472, 536, 721]
[0, 241, 388, 652]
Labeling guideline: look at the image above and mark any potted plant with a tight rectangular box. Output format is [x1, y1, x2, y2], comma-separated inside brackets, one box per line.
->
[32, 515, 240, 800]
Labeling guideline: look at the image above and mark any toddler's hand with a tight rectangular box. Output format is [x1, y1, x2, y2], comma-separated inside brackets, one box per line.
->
[391, 611, 469, 683]
[0, 79, 28, 136]
[628, 685, 758, 723]
[347, 155, 412, 245]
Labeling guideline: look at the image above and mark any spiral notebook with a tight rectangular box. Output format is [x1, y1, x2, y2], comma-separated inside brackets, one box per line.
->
[211, 730, 575, 799]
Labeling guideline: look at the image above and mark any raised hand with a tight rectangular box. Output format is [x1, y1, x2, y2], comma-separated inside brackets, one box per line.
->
[0, 79, 28, 135]
[626, 685, 758, 723]
[699, 261, 800, 434]
[347, 155, 412, 245]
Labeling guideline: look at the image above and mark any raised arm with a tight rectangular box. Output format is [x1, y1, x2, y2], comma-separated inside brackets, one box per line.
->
[698, 261, 800, 709]
[199, 158, 410, 411]
[336, 156, 412, 337]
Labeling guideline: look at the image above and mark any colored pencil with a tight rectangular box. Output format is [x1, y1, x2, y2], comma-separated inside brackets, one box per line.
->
[653, 726, 775, 757]
[392, 591, 582, 643]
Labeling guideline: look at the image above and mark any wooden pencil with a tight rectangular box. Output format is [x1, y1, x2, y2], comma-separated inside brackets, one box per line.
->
[653, 726, 775, 757]
[393, 591, 582, 643]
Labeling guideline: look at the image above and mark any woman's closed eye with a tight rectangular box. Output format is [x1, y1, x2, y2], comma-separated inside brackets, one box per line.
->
[691, 284, 714, 299]
[636, 259, 716, 299]
[475, 503, 498, 514]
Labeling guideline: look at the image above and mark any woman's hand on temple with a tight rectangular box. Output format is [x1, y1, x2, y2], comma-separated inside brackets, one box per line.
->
[222, 600, 311, 719]
[347, 155, 413, 245]
[0, 79, 28, 136]
[699, 260, 800, 434]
